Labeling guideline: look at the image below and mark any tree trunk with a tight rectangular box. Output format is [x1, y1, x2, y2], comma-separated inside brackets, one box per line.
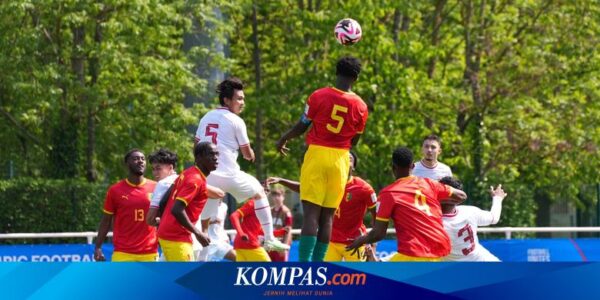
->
[86, 19, 103, 182]
[427, 0, 447, 79]
[251, 3, 264, 180]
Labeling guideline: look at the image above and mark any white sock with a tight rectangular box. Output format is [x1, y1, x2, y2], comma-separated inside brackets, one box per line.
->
[253, 196, 275, 241]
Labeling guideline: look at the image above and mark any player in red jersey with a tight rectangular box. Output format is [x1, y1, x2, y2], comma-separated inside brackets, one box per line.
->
[276, 56, 368, 261]
[94, 149, 158, 262]
[229, 200, 271, 262]
[347, 147, 467, 261]
[267, 152, 377, 261]
[157, 142, 219, 261]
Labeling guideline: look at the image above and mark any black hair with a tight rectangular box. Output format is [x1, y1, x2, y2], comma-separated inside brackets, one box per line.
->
[124, 148, 142, 163]
[423, 134, 442, 146]
[194, 141, 214, 159]
[350, 151, 358, 169]
[439, 176, 463, 190]
[336, 56, 362, 80]
[148, 149, 178, 168]
[217, 77, 244, 106]
[392, 147, 413, 168]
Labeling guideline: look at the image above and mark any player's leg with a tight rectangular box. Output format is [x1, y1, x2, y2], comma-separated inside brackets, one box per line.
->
[298, 200, 321, 262]
[313, 207, 336, 261]
[202, 173, 230, 221]
[224, 249, 236, 261]
[314, 150, 350, 262]
[298, 146, 328, 262]
[227, 171, 289, 251]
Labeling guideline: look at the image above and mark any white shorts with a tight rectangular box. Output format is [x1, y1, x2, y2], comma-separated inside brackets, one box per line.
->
[197, 240, 233, 262]
[206, 170, 263, 203]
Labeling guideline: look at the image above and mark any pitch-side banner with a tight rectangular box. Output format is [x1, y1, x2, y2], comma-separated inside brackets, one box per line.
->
[2, 262, 600, 299]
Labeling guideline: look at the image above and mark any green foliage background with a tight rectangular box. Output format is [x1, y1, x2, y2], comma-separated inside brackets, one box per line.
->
[0, 0, 599, 233]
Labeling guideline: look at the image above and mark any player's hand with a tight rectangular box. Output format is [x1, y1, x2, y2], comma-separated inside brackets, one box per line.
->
[195, 232, 211, 247]
[276, 138, 289, 156]
[490, 184, 507, 200]
[240, 233, 249, 242]
[94, 248, 106, 262]
[345, 236, 367, 255]
[364, 244, 378, 262]
[154, 217, 160, 226]
[266, 177, 281, 185]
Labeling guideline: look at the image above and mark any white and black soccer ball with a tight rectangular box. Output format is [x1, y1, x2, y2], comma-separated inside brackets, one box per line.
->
[334, 18, 362, 45]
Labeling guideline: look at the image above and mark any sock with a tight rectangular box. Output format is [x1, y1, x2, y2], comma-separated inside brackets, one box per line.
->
[312, 241, 329, 262]
[299, 235, 317, 262]
[254, 196, 275, 240]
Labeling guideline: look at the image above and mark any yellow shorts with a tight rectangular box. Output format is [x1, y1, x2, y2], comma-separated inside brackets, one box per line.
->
[159, 239, 194, 262]
[236, 248, 271, 262]
[324, 242, 365, 262]
[388, 252, 442, 262]
[111, 251, 158, 262]
[300, 145, 350, 208]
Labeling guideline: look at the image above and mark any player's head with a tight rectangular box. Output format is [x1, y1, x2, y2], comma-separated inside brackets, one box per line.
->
[194, 142, 219, 173]
[148, 148, 178, 181]
[348, 151, 358, 177]
[439, 176, 463, 213]
[269, 187, 285, 208]
[422, 134, 443, 162]
[391, 147, 415, 179]
[336, 56, 361, 82]
[217, 77, 245, 115]
[124, 148, 146, 176]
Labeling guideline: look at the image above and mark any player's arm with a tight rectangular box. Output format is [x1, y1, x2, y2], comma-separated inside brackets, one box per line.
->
[444, 185, 467, 204]
[479, 184, 507, 225]
[276, 120, 311, 156]
[171, 200, 210, 246]
[240, 144, 255, 162]
[146, 207, 160, 226]
[229, 210, 248, 241]
[351, 133, 362, 147]
[207, 184, 225, 199]
[266, 177, 300, 193]
[94, 213, 113, 262]
[346, 219, 388, 253]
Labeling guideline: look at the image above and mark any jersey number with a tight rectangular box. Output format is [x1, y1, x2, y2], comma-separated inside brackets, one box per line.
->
[458, 224, 476, 255]
[414, 190, 432, 216]
[134, 209, 144, 222]
[326, 105, 348, 134]
[205, 124, 219, 144]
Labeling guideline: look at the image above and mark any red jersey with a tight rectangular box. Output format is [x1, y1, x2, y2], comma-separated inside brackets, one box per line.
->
[103, 178, 157, 254]
[157, 166, 208, 244]
[233, 201, 264, 250]
[271, 205, 292, 240]
[331, 176, 377, 245]
[304, 87, 368, 149]
[376, 175, 454, 258]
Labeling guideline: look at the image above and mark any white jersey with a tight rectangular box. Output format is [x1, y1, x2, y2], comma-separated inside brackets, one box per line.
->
[207, 202, 230, 242]
[195, 108, 251, 175]
[442, 205, 500, 262]
[413, 160, 453, 180]
[149, 174, 178, 208]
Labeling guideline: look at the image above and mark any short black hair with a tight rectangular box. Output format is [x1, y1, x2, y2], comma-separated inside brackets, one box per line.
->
[217, 77, 244, 106]
[124, 148, 142, 163]
[392, 147, 413, 168]
[350, 151, 358, 169]
[439, 176, 463, 190]
[336, 56, 361, 80]
[148, 149, 178, 168]
[423, 134, 442, 146]
[194, 141, 214, 159]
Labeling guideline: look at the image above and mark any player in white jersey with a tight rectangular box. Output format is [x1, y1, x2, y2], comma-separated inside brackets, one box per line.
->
[195, 78, 289, 252]
[439, 176, 507, 262]
[412, 134, 453, 180]
[197, 201, 236, 261]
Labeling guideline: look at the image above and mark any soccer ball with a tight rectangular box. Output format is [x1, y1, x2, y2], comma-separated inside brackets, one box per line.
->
[334, 18, 362, 45]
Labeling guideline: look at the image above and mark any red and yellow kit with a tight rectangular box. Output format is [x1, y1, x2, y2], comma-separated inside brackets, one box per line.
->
[157, 166, 208, 244]
[304, 87, 368, 150]
[103, 178, 157, 254]
[233, 201, 264, 250]
[331, 176, 377, 245]
[376, 175, 454, 258]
